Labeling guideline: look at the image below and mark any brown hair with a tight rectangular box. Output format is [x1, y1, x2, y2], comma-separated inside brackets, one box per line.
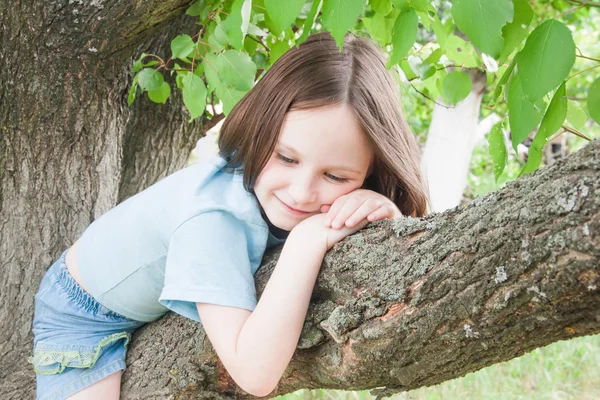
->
[218, 32, 429, 217]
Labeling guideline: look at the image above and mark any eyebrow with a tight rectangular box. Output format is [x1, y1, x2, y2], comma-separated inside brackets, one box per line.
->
[277, 143, 362, 174]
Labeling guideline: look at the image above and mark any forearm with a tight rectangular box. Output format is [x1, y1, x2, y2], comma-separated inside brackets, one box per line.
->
[235, 229, 326, 394]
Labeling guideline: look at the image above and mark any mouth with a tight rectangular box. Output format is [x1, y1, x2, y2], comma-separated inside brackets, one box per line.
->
[276, 197, 312, 216]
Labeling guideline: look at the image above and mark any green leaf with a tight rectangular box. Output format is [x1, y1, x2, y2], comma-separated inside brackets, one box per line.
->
[488, 122, 507, 182]
[210, 23, 230, 52]
[431, 13, 446, 50]
[363, 9, 398, 46]
[148, 82, 171, 104]
[203, 53, 221, 95]
[452, 0, 513, 59]
[252, 51, 268, 69]
[489, 57, 515, 105]
[223, 0, 252, 50]
[187, 0, 205, 16]
[248, 23, 268, 37]
[423, 48, 442, 65]
[535, 82, 568, 148]
[408, 56, 436, 80]
[515, 19, 575, 100]
[508, 75, 545, 151]
[519, 145, 542, 177]
[299, 0, 323, 43]
[128, 74, 139, 106]
[398, 60, 417, 81]
[171, 35, 196, 60]
[566, 101, 587, 131]
[498, 0, 533, 64]
[322, 0, 366, 50]
[520, 82, 567, 176]
[416, 11, 431, 31]
[132, 53, 146, 73]
[589, 77, 600, 125]
[392, 0, 428, 12]
[182, 73, 208, 122]
[441, 71, 472, 105]
[176, 72, 187, 90]
[270, 40, 291, 64]
[137, 68, 164, 91]
[215, 84, 246, 115]
[388, 8, 418, 66]
[370, 0, 392, 15]
[220, 50, 257, 91]
[445, 35, 481, 68]
[265, 0, 305, 34]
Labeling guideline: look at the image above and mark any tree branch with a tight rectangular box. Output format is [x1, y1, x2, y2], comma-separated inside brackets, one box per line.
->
[122, 140, 600, 399]
[567, 0, 600, 8]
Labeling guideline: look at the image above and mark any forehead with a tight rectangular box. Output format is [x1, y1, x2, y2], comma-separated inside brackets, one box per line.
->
[277, 104, 373, 171]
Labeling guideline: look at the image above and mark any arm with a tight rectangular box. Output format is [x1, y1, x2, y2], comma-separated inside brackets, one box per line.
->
[197, 227, 325, 397]
[197, 214, 369, 396]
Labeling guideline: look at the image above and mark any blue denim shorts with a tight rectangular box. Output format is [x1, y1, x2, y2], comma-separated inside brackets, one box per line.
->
[29, 249, 146, 400]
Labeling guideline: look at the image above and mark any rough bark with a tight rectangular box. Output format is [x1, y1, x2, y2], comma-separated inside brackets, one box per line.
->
[120, 139, 600, 399]
[0, 1, 204, 397]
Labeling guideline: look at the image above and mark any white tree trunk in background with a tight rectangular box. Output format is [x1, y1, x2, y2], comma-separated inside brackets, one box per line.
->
[421, 71, 491, 212]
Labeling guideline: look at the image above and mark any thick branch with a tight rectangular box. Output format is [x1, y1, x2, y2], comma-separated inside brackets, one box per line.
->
[122, 141, 600, 398]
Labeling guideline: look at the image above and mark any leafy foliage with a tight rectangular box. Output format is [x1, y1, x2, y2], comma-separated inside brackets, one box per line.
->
[128, 0, 600, 176]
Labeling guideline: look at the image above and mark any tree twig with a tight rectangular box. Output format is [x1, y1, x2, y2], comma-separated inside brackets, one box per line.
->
[567, 0, 600, 7]
[562, 125, 592, 141]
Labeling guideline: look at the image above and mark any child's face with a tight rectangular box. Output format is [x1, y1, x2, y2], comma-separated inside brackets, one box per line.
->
[254, 104, 374, 231]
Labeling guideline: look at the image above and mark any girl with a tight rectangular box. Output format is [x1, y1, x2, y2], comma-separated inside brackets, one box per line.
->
[29, 32, 428, 399]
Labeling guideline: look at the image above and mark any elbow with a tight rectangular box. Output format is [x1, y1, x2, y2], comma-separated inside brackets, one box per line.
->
[237, 379, 276, 397]
[242, 383, 275, 398]
[236, 371, 278, 397]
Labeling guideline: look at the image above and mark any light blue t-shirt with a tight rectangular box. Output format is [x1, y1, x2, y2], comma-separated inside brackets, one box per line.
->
[77, 155, 286, 322]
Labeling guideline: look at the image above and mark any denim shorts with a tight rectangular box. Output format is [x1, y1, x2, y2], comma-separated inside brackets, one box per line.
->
[29, 249, 146, 400]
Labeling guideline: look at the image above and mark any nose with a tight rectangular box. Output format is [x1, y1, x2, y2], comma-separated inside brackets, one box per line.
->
[287, 170, 318, 206]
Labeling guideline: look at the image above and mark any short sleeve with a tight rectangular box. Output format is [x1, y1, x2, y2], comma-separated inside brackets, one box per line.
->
[159, 211, 257, 322]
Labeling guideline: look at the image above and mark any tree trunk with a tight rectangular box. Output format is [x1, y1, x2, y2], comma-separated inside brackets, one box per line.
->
[1, 2, 599, 400]
[421, 70, 487, 212]
[0, 1, 204, 397]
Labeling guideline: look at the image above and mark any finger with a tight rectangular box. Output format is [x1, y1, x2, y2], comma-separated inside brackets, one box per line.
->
[323, 196, 349, 227]
[345, 199, 384, 227]
[331, 196, 365, 229]
[320, 204, 331, 214]
[367, 204, 395, 222]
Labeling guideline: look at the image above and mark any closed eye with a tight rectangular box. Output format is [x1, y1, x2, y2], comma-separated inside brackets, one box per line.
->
[277, 153, 349, 183]
[276, 153, 296, 164]
[326, 173, 348, 183]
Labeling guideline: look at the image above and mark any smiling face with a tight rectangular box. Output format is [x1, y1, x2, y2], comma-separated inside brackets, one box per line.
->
[253, 104, 374, 231]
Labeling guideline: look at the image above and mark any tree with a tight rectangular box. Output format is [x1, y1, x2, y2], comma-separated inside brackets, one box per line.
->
[1, 1, 598, 399]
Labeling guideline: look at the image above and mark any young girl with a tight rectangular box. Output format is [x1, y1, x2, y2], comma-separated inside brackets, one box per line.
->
[29, 32, 428, 399]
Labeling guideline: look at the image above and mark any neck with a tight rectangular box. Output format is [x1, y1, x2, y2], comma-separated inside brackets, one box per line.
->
[255, 198, 290, 240]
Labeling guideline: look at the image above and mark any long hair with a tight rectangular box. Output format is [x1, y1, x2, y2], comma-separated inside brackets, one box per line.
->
[218, 32, 429, 217]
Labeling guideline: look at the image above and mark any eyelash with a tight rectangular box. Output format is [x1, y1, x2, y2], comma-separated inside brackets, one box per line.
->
[275, 153, 349, 183]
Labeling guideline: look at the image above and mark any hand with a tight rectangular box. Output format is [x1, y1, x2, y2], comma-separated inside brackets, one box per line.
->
[321, 189, 402, 229]
[292, 213, 370, 252]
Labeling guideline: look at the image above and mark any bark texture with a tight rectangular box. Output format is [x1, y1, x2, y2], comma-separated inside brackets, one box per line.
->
[121, 139, 600, 399]
[0, 1, 205, 398]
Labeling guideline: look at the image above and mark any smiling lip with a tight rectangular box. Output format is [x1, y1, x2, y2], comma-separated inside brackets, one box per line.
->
[277, 197, 312, 215]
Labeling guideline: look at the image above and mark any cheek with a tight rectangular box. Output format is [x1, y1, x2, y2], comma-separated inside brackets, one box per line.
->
[256, 159, 284, 190]
[321, 183, 360, 204]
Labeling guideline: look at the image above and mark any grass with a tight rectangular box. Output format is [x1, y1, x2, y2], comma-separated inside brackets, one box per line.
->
[275, 334, 600, 400]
